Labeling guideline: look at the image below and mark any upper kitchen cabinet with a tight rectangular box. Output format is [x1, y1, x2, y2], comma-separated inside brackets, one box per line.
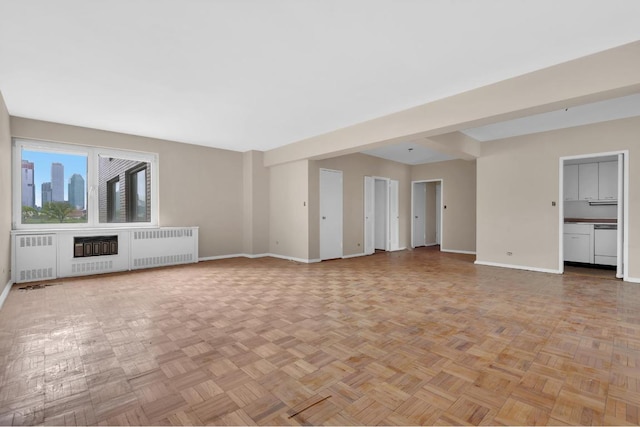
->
[578, 163, 599, 201]
[598, 161, 618, 200]
[564, 158, 618, 203]
[564, 164, 579, 201]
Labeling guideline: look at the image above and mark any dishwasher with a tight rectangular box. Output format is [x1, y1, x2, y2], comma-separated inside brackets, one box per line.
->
[594, 224, 617, 266]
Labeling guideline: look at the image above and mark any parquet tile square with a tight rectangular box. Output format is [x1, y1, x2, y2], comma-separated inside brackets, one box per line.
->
[2, 248, 640, 425]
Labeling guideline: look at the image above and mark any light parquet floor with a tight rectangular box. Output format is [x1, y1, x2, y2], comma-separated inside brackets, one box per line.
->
[1, 247, 640, 425]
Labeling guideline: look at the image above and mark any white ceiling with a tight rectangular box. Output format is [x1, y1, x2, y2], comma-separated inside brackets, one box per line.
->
[362, 142, 455, 166]
[1, 1, 640, 153]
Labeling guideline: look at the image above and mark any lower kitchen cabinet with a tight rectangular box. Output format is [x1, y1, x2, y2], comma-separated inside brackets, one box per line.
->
[564, 233, 591, 263]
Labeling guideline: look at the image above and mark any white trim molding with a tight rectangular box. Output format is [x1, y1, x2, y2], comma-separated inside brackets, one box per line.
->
[342, 252, 367, 259]
[0, 281, 13, 311]
[624, 276, 640, 284]
[443, 249, 477, 255]
[475, 260, 561, 274]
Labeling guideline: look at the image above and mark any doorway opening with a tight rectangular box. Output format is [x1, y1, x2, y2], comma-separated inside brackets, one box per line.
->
[411, 180, 443, 249]
[559, 151, 628, 280]
[364, 176, 399, 255]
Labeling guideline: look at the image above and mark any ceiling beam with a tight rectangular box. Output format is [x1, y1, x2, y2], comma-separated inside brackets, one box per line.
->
[264, 40, 640, 167]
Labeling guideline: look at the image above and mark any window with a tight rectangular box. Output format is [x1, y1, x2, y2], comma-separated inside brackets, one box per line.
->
[107, 178, 120, 222]
[128, 166, 147, 222]
[13, 139, 158, 229]
[18, 148, 88, 225]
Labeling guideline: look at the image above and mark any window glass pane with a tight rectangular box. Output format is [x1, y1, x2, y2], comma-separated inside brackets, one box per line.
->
[98, 156, 151, 223]
[107, 179, 120, 223]
[134, 169, 146, 221]
[21, 149, 88, 224]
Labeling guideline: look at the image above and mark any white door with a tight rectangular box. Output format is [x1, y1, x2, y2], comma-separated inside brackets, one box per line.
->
[389, 180, 399, 251]
[374, 179, 388, 250]
[364, 176, 375, 255]
[412, 182, 426, 247]
[320, 169, 343, 260]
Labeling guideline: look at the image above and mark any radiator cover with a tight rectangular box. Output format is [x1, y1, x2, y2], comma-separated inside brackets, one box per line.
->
[12, 227, 198, 283]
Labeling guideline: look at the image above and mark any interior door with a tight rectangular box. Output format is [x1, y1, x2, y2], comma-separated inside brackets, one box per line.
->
[412, 182, 426, 247]
[320, 169, 343, 260]
[364, 176, 375, 255]
[374, 179, 388, 250]
[389, 180, 399, 251]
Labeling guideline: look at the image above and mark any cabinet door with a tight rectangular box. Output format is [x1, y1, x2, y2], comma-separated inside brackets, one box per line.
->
[564, 233, 590, 263]
[563, 164, 579, 201]
[578, 163, 598, 201]
[598, 161, 617, 200]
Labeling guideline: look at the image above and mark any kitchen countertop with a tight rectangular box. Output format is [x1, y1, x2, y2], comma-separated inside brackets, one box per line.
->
[564, 218, 617, 224]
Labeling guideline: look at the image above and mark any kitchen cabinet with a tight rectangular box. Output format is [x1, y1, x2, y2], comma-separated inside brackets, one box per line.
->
[563, 164, 579, 201]
[598, 161, 617, 200]
[578, 163, 598, 201]
[564, 223, 594, 264]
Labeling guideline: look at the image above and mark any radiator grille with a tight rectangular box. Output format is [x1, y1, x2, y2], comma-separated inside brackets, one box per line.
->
[19, 267, 55, 282]
[133, 254, 194, 268]
[133, 228, 194, 240]
[71, 260, 114, 274]
[19, 235, 54, 248]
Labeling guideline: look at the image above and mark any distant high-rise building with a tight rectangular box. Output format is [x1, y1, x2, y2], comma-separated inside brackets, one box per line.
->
[51, 162, 64, 202]
[68, 174, 85, 210]
[21, 160, 35, 208]
[42, 182, 53, 205]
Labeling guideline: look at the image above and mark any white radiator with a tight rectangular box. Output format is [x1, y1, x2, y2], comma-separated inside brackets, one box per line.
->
[13, 234, 57, 283]
[130, 228, 198, 270]
[12, 227, 198, 283]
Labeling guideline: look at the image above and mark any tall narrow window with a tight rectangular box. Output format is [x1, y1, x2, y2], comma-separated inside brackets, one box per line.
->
[107, 178, 120, 222]
[128, 166, 147, 222]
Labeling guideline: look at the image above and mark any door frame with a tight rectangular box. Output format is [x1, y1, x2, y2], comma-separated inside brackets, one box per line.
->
[558, 150, 629, 279]
[364, 176, 399, 254]
[411, 179, 444, 249]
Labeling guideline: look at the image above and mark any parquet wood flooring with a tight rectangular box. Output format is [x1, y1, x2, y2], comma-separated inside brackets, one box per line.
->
[2, 247, 640, 425]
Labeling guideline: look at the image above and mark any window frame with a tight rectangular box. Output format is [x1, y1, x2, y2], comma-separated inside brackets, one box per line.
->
[106, 177, 120, 223]
[13, 138, 159, 230]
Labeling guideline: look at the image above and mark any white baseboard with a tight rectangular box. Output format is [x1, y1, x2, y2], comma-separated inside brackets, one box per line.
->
[391, 247, 407, 252]
[624, 276, 640, 283]
[268, 253, 321, 263]
[343, 252, 367, 259]
[475, 260, 561, 275]
[200, 253, 321, 263]
[0, 280, 13, 311]
[199, 254, 247, 262]
[442, 249, 477, 255]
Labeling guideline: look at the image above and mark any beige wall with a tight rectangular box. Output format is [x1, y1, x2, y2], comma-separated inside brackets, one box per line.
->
[313, 153, 411, 258]
[477, 116, 640, 278]
[243, 151, 270, 255]
[10, 117, 245, 258]
[412, 160, 477, 253]
[0, 93, 11, 296]
[269, 160, 309, 260]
